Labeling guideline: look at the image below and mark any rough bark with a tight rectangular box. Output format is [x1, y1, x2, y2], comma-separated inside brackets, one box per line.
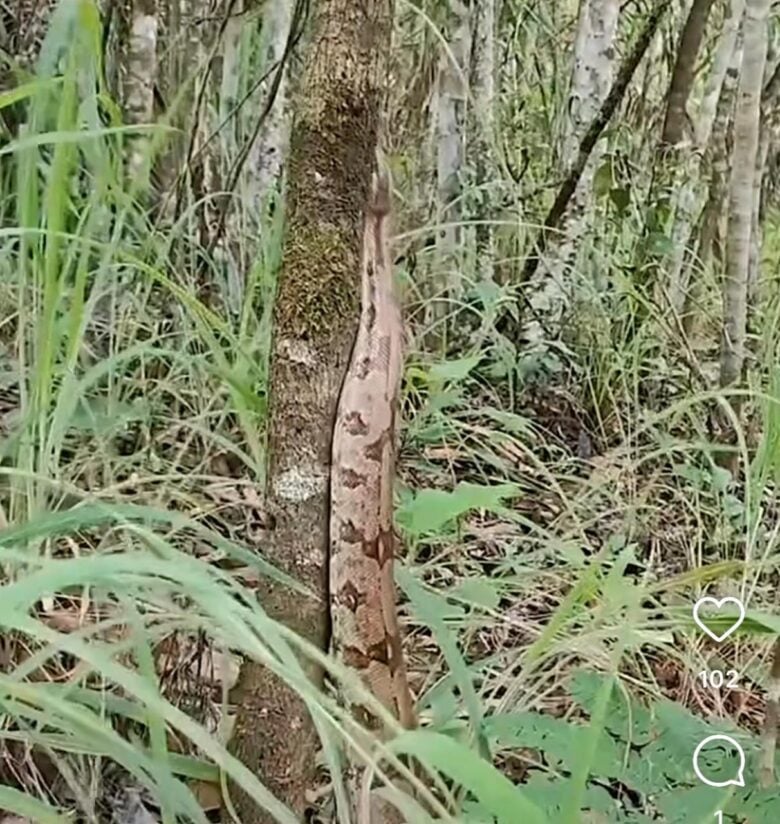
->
[648, 0, 717, 315]
[662, 0, 718, 146]
[675, 0, 746, 331]
[522, 0, 619, 346]
[748, 122, 770, 305]
[249, 0, 294, 207]
[697, 0, 746, 147]
[720, 0, 771, 392]
[433, 0, 470, 330]
[747, 57, 780, 305]
[226, 1, 395, 821]
[215, 0, 248, 315]
[181, 0, 222, 242]
[686, 29, 743, 335]
[470, 0, 496, 283]
[120, 0, 159, 181]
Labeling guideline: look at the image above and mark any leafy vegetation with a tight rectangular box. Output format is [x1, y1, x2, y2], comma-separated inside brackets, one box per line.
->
[2, 0, 780, 822]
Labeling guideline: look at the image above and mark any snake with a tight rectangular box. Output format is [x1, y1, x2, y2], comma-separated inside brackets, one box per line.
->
[329, 170, 417, 819]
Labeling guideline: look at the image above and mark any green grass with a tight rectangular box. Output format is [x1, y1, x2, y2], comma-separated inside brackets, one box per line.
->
[4, 1, 780, 822]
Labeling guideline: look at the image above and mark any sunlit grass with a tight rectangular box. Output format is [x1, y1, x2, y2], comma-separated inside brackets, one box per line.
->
[4, 0, 780, 822]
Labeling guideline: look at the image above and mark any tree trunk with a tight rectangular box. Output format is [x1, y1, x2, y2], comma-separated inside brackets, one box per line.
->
[685, 27, 743, 336]
[648, 0, 717, 316]
[759, 638, 780, 787]
[512, 0, 672, 308]
[121, 0, 159, 182]
[720, 0, 771, 393]
[747, 57, 780, 306]
[433, 0, 470, 334]
[522, 0, 619, 347]
[677, 0, 746, 333]
[216, 0, 294, 315]
[748, 124, 769, 306]
[662, 0, 718, 146]
[248, 0, 294, 208]
[470, 0, 497, 283]
[696, 0, 746, 147]
[226, 0, 395, 821]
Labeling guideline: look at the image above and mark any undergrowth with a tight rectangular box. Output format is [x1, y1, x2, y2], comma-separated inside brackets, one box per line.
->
[2, 2, 780, 823]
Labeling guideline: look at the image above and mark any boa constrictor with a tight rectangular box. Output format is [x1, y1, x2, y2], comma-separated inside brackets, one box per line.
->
[330, 172, 416, 751]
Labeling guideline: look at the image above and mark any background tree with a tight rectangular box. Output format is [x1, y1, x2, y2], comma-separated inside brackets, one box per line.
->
[432, 0, 470, 335]
[641, 0, 717, 321]
[720, 0, 772, 395]
[522, 0, 620, 348]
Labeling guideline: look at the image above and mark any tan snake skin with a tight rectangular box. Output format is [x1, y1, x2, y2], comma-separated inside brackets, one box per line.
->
[330, 171, 416, 742]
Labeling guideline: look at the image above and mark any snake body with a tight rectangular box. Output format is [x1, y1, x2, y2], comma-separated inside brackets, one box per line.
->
[329, 172, 416, 735]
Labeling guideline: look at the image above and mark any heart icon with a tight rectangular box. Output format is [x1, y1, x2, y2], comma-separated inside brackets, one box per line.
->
[692, 596, 745, 642]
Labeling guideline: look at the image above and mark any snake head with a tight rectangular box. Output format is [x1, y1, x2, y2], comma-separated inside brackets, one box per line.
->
[370, 168, 392, 218]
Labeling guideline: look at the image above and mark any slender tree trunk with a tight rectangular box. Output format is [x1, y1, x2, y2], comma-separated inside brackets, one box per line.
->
[720, 0, 771, 393]
[121, 0, 159, 181]
[678, 0, 746, 333]
[522, 0, 619, 346]
[470, 0, 496, 283]
[433, 0, 470, 332]
[249, 0, 294, 207]
[686, 30, 743, 336]
[697, 0, 746, 147]
[662, 0, 718, 146]
[748, 127, 770, 305]
[217, 0, 294, 315]
[181, 0, 220, 246]
[226, 1, 395, 821]
[512, 0, 672, 309]
[747, 60, 780, 306]
[648, 0, 717, 315]
[215, 0, 248, 316]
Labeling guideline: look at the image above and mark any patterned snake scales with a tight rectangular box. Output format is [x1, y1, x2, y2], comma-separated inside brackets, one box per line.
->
[330, 171, 417, 819]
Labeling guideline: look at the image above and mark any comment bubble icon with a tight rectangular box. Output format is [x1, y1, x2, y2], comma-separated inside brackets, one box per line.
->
[692, 734, 746, 788]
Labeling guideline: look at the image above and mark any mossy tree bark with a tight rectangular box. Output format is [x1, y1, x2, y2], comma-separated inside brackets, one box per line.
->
[226, 0, 395, 821]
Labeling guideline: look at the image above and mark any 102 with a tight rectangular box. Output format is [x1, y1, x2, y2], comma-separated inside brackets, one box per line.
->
[697, 670, 739, 689]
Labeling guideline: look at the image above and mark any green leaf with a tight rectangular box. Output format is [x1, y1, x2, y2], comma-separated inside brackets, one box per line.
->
[68, 396, 151, 434]
[482, 407, 533, 435]
[645, 232, 674, 256]
[483, 710, 624, 776]
[388, 730, 548, 824]
[0, 786, 68, 823]
[397, 482, 518, 537]
[428, 355, 482, 383]
[609, 186, 631, 213]
[0, 79, 62, 110]
[593, 160, 615, 197]
[36, 0, 81, 77]
[451, 578, 502, 611]
[523, 774, 616, 820]
[570, 671, 654, 746]
[674, 607, 780, 637]
[399, 570, 487, 755]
